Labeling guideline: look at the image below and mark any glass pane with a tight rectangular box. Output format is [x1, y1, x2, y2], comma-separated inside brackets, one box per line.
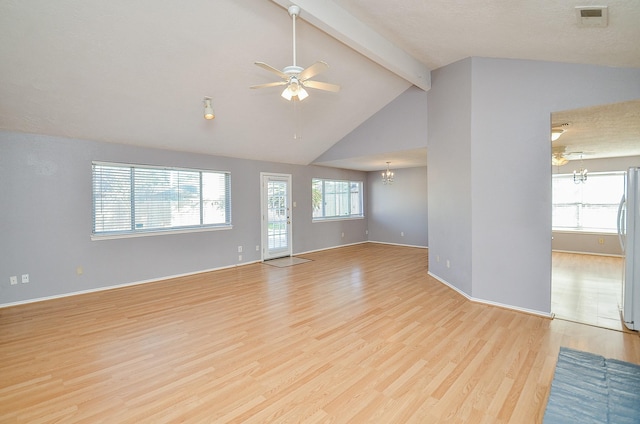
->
[312, 178, 363, 219]
[93, 163, 231, 235]
[552, 172, 624, 231]
[312, 179, 323, 218]
[93, 165, 132, 232]
[134, 169, 201, 230]
[350, 182, 362, 215]
[203, 172, 228, 224]
[267, 180, 288, 250]
[581, 204, 619, 231]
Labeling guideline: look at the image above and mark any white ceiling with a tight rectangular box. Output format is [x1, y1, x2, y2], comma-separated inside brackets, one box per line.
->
[1, 0, 639, 171]
[552, 100, 640, 162]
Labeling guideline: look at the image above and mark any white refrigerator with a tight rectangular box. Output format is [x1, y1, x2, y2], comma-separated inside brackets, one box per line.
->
[618, 166, 640, 331]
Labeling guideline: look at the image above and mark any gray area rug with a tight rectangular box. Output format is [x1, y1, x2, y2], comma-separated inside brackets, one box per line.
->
[264, 257, 312, 268]
[544, 347, 640, 423]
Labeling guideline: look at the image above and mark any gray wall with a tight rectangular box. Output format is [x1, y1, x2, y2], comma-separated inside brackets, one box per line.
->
[367, 166, 428, 247]
[427, 58, 473, 295]
[314, 86, 427, 163]
[0, 131, 367, 305]
[428, 57, 640, 314]
[552, 155, 640, 256]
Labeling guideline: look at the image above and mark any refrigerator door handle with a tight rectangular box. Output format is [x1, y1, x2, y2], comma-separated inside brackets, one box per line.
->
[617, 194, 626, 252]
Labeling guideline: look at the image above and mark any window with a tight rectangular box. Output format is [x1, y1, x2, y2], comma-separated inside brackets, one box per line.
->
[552, 171, 624, 232]
[92, 162, 231, 237]
[312, 178, 363, 220]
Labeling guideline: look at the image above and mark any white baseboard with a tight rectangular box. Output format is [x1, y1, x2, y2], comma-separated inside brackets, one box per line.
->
[552, 249, 623, 258]
[4, 242, 392, 308]
[2, 243, 422, 309]
[367, 240, 428, 249]
[427, 271, 553, 319]
[295, 241, 368, 256]
[0, 260, 261, 309]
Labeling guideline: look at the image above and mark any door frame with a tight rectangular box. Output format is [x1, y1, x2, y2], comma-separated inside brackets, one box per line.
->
[260, 172, 293, 261]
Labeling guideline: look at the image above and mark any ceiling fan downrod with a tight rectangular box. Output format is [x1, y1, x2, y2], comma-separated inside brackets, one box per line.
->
[289, 5, 300, 68]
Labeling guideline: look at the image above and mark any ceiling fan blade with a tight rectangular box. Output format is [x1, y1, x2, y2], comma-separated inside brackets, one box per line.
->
[254, 62, 288, 80]
[299, 61, 329, 81]
[250, 81, 288, 90]
[302, 80, 341, 93]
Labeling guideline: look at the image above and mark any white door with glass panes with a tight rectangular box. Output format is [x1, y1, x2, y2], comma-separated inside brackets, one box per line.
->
[261, 173, 292, 260]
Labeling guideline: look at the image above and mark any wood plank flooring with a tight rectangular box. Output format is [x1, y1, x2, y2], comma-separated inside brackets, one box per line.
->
[551, 252, 624, 330]
[1, 243, 639, 423]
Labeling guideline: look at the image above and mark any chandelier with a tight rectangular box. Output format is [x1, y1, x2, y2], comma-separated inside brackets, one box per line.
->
[574, 168, 588, 184]
[381, 162, 394, 185]
[573, 155, 587, 184]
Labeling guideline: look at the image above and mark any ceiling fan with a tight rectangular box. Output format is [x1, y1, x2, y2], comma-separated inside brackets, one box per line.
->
[250, 4, 340, 101]
[552, 145, 595, 166]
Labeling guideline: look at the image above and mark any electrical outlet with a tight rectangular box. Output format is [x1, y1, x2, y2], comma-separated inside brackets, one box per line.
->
[21, 274, 29, 283]
[238, 254, 243, 262]
[238, 246, 243, 253]
[341, 232, 344, 238]
[401, 232, 404, 237]
[10, 276, 18, 285]
[256, 245, 260, 251]
[598, 238, 605, 245]
[446, 260, 450, 268]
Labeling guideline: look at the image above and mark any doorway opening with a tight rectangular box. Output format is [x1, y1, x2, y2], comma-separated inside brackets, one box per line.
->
[549, 101, 640, 330]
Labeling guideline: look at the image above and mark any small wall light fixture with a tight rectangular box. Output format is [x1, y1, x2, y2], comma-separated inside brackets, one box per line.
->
[203, 97, 215, 120]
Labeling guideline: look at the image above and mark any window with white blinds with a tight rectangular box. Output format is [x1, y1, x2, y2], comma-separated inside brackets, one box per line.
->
[312, 178, 364, 220]
[92, 162, 231, 236]
[552, 171, 624, 232]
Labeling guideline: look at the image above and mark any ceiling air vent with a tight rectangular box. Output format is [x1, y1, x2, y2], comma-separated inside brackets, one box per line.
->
[575, 6, 608, 27]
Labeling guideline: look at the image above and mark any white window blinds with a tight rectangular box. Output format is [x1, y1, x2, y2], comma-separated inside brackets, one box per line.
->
[552, 171, 624, 232]
[93, 162, 231, 236]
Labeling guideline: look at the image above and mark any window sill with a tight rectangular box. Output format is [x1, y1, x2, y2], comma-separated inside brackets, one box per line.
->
[552, 229, 617, 235]
[312, 216, 364, 223]
[91, 225, 233, 241]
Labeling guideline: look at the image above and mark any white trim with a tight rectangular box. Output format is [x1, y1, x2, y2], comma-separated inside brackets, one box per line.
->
[312, 216, 364, 223]
[92, 160, 230, 175]
[427, 271, 553, 319]
[91, 225, 232, 241]
[269, 0, 431, 91]
[260, 172, 293, 261]
[552, 249, 623, 258]
[295, 241, 367, 256]
[368, 240, 428, 249]
[552, 229, 618, 235]
[0, 260, 260, 309]
[3, 243, 550, 320]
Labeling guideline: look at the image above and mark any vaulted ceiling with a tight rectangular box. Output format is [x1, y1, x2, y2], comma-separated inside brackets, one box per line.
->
[1, 0, 638, 171]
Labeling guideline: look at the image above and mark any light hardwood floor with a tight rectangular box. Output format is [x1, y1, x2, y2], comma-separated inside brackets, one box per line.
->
[552, 252, 625, 330]
[1, 244, 639, 423]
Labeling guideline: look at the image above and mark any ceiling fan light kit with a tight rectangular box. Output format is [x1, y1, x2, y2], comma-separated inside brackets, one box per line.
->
[250, 4, 340, 102]
[551, 122, 570, 141]
[551, 128, 564, 141]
